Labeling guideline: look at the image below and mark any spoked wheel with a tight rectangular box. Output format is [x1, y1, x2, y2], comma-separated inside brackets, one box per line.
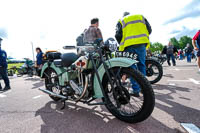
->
[145, 59, 163, 84]
[102, 67, 155, 123]
[45, 69, 62, 101]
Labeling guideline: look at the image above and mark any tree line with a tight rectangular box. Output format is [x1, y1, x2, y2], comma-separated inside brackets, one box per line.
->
[150, 36, 193, 53]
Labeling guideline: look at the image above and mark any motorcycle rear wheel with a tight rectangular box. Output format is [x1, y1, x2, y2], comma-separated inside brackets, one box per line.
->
[44, 69, 62, 101]
[102, 67, 155, 123]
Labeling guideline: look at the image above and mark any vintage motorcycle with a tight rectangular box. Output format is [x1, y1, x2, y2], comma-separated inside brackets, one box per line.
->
[39, 40, 155, 123]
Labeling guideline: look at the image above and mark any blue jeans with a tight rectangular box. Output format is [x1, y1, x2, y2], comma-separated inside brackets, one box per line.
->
[186, 53, 192, 62]
[124, 45, 146, 93]
[0, 67, 10, 88]
[180, 54, 183, 60]
[167, 54, 176, 66]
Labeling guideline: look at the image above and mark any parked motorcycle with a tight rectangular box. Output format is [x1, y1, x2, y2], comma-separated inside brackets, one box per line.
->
[17, 59, 37, 77]
[151, 54, 167, 65]
[39, 40, 155, 123]
[145, 58, 163, 84]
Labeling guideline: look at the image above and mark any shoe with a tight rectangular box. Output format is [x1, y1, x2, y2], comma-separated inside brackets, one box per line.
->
[3, 86, 11, 91]
[0, 86, 2, 91]
[173, 64, 176, 66]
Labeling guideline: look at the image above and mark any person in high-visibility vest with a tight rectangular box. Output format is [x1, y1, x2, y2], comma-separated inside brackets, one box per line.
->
[115, 12, 152, 97]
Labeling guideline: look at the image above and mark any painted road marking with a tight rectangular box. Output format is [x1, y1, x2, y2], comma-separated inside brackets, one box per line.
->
[169, 68, 193, 71]
[32, 95, 43, 99]
[168, 78, 200, 85]
[189, 78, 200, 85]
[168, 80, 190, 82]
[168, 83, 176, 86]
[0, 94, 7, 98]
[181, 123, 200, 133]
[3, 90, 12, 94]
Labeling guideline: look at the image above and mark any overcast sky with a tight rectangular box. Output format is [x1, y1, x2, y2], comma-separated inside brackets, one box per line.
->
[0, 0, 200, 59]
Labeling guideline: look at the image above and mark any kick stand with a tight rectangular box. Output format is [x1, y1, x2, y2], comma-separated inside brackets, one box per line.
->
[60, 98, 67, 110]
[60, 101, 66, 110]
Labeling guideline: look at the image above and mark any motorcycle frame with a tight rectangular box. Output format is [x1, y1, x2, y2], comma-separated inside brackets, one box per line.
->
[40, 49, 137, 99]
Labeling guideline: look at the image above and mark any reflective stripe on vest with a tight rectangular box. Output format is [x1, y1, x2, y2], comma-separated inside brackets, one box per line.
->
[120, 34, 148, 45]
[119, 15, 150, 51]
[121, 19, 146, 29]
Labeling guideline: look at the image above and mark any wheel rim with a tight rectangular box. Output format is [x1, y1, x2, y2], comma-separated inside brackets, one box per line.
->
[146, 63, 160, 82]
[105, 69, 144, 116]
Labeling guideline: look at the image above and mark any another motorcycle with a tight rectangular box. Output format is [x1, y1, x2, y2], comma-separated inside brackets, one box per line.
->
[145, 58, 163, 84]
[39, 40, 155, 123]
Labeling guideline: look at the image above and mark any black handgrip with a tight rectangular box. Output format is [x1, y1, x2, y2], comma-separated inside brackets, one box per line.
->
[63, 46, 76, 49]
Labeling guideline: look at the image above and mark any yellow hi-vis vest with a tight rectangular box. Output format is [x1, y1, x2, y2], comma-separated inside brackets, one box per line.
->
[119, 15, 150, 51]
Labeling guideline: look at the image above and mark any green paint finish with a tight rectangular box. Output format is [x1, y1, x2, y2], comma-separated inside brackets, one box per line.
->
[41, 63, 72, 86]
[93, 57, 137, 98]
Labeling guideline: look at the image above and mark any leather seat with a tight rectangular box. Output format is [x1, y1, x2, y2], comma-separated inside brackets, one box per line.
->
[61, 53, 79, 67]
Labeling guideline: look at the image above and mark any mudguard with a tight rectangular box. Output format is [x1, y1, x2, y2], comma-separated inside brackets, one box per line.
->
[93, 57, 138, 98]
[40, 63, 69, 86]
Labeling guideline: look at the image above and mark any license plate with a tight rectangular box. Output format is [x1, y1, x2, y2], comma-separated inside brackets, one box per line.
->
[115, 51, 138, 60]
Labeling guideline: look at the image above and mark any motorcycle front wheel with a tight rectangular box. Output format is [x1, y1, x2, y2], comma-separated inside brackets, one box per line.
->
[102, 67, 155, 123]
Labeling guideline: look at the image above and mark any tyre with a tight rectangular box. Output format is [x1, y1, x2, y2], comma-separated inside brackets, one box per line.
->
[7, 70, 13, 76]
[102, 67, 155, 123]
[17, 68, 24, 77]
[44, 69, 62, 101]
[146, 59, 163, 84]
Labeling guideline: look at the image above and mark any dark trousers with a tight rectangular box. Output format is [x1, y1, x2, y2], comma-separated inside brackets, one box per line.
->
[167, 54, 176, 66]
[0, 67, 10, 87]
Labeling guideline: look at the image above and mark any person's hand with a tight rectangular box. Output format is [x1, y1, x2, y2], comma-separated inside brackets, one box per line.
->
[194, 46, 199, 51]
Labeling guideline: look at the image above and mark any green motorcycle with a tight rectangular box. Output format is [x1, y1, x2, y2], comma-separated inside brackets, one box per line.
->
[39, 40, 155, 123]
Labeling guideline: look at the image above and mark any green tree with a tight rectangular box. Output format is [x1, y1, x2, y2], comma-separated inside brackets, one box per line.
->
[150, 42, 164, 53]
[179, 36, 192, 49]
[170, 37, 180, 49]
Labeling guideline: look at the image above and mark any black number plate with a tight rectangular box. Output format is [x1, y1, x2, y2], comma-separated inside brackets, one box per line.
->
[115, 51, 138, 60]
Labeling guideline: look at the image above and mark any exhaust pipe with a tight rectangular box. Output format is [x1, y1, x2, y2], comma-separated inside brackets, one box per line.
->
[39, 88, 67, 99]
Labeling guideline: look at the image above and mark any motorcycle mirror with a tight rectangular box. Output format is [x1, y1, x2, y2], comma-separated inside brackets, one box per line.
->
[63, 46, 76, 49]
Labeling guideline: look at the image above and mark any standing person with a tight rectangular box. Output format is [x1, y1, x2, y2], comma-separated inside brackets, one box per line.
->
[115, 12, 152, 97]
[184, 43, 193, 63]
[0, 38, 11, 91]
[192, 30, 200, 72]
[83, 18, 103, 44]
[35, 47, 44, 75]
[162, 42, 177, 66]
[179, 49, 184, 60]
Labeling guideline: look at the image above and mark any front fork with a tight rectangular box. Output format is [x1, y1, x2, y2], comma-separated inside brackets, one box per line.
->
[90, 52, 124, 107]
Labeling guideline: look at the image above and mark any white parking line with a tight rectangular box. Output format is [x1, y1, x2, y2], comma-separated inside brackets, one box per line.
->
[181, 123, 200, 133]
[189, 78, 200, 85]
[3, 90, 12, 94]
[168, 78, 200, 85]
[168, 80, 190, 82]
[168, 83, 176, 86]
[169, 68, 193, 71]
[0, 94, 7, 98]
[32, 95, 43, 99]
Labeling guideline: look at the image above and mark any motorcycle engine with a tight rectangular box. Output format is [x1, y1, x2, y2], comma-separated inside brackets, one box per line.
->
[69, 80, 83, 95]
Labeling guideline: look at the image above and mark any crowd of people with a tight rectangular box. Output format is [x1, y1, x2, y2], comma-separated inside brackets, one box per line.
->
[161, 42, 198, 67]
